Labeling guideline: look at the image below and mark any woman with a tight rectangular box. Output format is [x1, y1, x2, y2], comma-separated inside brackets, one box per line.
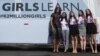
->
[85, 9, 98, 53]
[50, 7, 62, 53]
[61, 11, 69, 52]
[69, 11, 79, 53]
[78, 10, 86, 52]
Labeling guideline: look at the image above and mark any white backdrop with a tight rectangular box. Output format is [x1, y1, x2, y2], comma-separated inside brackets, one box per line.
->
[0, 19, 49, 43]
[0, 0, 100, 44]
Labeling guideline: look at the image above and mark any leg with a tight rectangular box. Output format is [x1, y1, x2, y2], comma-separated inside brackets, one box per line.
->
[80, 36, 84, 51]
[92, 34, 97, 53]
[62, 30, 66, 51]
[64, 30, 69, 52]
[71, 36, 75, 53]
[56, 28, 62, 52]
[74, 36, 78, 53]
[89, 35, 94, 53]
[53, 30, 57, 52]
[83, 36, 86, 51]
[53, 37, 56, 52]
[56, 39, 60, 52]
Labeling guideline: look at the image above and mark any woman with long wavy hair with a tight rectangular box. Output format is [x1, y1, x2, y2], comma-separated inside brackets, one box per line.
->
[50, 6, 62, 53]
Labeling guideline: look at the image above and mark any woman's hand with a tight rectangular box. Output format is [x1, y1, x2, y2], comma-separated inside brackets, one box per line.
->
[52, 27, 55, 31]
[97, 29, 99, 33]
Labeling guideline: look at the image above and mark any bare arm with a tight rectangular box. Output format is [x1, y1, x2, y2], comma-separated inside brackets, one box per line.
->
[94, 18, 99, 33]
[50, 17, 55, 31]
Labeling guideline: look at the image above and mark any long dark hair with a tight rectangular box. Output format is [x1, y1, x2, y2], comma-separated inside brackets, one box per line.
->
[85, 9, 93, 19]
[69, 11, 77, 20]
[69, 11, 77, 23]
[54, 7, 62, 15]
[61, 12, 68, 22]
[78, 10, 85, 18]
[78, 10, 87, 24]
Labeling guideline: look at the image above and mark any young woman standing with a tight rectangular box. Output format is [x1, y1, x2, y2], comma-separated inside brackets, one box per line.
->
[78, 10, 86, 52]
[50, 7, 62, 53]
[69, 11, 79, 53]
[61, 11, 69, 52]
[85, 9, 98, 53]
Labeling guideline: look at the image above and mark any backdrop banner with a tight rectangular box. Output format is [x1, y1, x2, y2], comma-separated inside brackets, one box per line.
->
[0, 0, 99, 44]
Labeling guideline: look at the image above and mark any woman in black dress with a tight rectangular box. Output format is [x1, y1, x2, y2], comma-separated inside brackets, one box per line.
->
[50, 7, 62, 52]
[69, 11, 79, 53]
[85, 9, 98, 53]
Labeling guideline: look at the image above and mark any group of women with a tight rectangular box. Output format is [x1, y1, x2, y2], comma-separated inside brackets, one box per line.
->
[50, 7, 98, 54]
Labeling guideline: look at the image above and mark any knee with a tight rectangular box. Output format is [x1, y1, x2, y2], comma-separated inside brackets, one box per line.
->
[80, 38, 83, 41]
[83, 38, 86, 41]
[93, 38, 96, 43]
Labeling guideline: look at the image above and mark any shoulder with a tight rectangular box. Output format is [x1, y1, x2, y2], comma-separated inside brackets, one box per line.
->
[93, 17, 97, 20]
[76, 16, 79, 20]
[51, 13, 54, 16]
[60, 15, 62, 18]
[93, 17, 97, 22]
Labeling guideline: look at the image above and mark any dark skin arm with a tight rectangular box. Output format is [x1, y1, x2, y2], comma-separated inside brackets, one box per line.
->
[50, 17, 55, 31]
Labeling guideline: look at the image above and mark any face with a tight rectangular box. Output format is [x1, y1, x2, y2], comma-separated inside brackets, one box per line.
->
[70, 12, 74, 16]
[62, 12, 66, 17]
[86, 9, 90, 15]
[79, 11, 82, 16]
[56, 8, 60, 13]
